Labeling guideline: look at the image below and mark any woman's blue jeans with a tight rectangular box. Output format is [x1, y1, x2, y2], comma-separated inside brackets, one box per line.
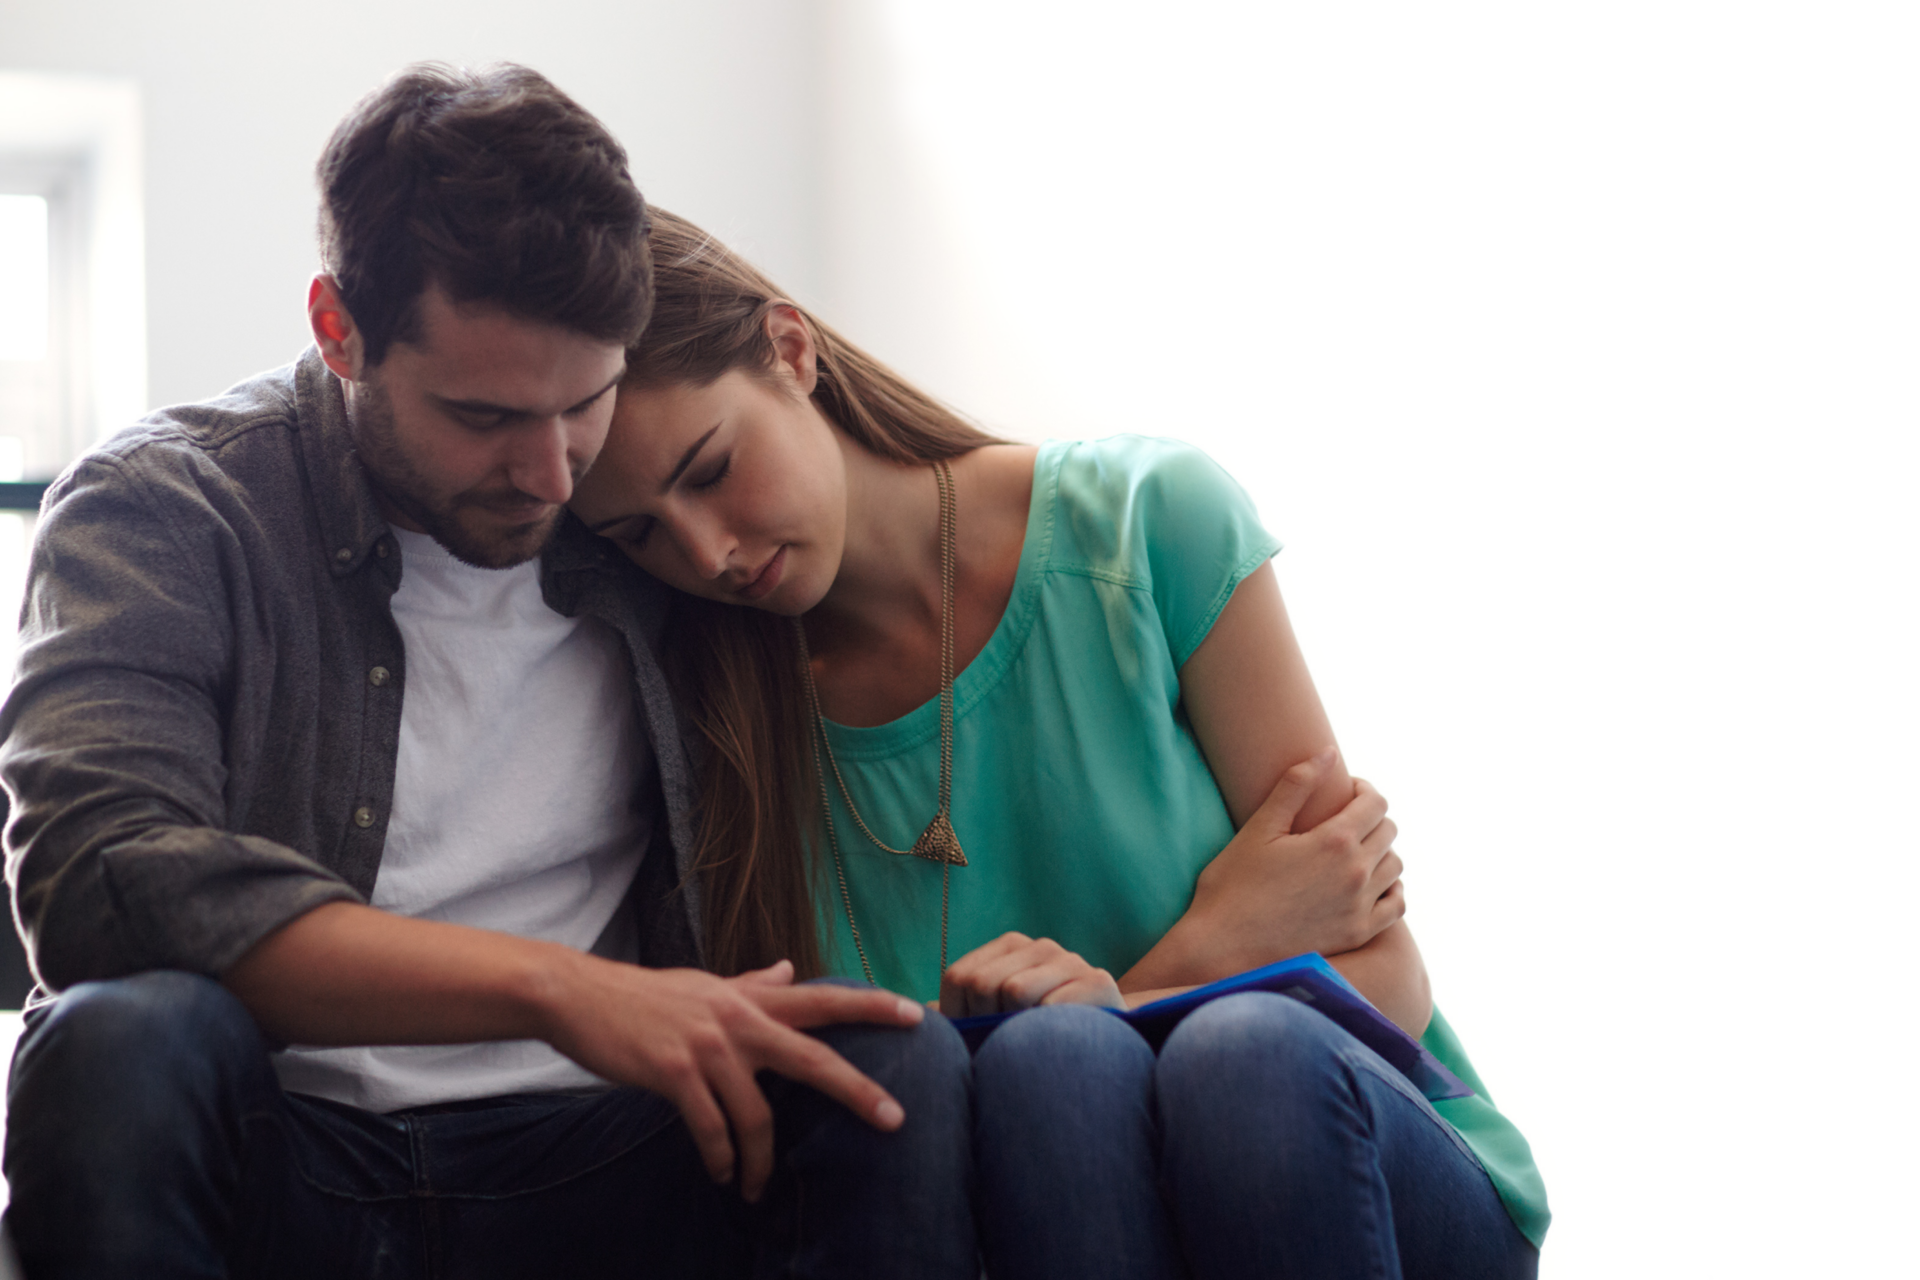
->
[972, 994, 1538, 1280]
[3, 971, 976, 1279]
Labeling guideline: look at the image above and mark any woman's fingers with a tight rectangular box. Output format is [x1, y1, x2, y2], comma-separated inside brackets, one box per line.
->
[960, 943, 1048, 1016]
[1330, 782, 1390, 845]
[1368, 849, 1404, 899]
[1249, 745, 1340, 835]
[1369, 879, 1408, 934]
[1033, 965, 1126, 1009]
[944, 937, 1117, 1014]
[998, 954, 1103, 1010]
[941, 932, 1033, 1016]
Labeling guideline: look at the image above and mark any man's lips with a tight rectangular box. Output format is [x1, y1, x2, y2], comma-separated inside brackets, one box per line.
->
[737, 546, 787, 601]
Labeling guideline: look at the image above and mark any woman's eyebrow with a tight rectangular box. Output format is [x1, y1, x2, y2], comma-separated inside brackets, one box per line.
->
[660, 424, 722, 492]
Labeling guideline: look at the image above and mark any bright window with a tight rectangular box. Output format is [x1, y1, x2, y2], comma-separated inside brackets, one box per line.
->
[0, 194, 49, 361]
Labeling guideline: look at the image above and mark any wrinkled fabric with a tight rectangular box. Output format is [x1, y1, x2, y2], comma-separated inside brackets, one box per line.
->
[0, 347, 703, 1000]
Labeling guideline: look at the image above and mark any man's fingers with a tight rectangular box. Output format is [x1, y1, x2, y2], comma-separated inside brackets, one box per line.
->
[733, 958, 796, 989]
[750, 982, 923, 1031]
[757, 1023, 906, 1134]
[1252, 745, 1339, 834]
[668, 1075, 737, 1188]
[709, 1057, 776, 1202]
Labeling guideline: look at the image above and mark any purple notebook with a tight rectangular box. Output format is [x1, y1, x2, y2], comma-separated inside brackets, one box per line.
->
[950, 952, 1472, 1102]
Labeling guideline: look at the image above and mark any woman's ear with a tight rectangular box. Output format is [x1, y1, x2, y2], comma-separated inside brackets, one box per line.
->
[763, 304, 819, 396]
[308, 275, 364, 380]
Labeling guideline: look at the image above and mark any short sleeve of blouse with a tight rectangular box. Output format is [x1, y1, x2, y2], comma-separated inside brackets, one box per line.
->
[1049, 436, 1282, 667]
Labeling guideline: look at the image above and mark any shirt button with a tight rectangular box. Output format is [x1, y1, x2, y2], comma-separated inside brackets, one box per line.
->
[368, 666, 391, 687]
[334, 547, 352, 564]
[353, 806, 376, 829]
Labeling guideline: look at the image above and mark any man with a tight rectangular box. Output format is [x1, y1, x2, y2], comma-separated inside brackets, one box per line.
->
[0, 64, 972, 1278]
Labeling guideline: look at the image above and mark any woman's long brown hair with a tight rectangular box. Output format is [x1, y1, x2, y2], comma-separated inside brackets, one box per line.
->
[629, 209, 1004, 978]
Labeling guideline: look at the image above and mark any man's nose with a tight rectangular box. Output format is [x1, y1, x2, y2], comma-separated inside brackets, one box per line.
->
[506, 416, 577, 505]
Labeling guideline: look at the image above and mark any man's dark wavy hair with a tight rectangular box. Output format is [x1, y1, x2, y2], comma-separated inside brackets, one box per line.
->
[316, 62, 652, 364]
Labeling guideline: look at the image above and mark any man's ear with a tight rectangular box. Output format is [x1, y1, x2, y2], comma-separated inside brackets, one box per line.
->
[763, 304, 819, 396]
[308, 275, 363, 380]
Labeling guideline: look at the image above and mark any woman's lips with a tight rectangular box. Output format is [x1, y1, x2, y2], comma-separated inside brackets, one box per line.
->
[737, 546, 787, 601]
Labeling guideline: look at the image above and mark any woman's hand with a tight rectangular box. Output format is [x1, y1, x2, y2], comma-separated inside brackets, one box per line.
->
[1121, 750, 1405, 991]
[940, 932, 1126, 1017]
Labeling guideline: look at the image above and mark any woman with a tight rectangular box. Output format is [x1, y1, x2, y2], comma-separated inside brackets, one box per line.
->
[570, 210, 1546, 1279]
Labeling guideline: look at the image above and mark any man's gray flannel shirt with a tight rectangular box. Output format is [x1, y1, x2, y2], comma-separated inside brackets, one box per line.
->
[0, 348, 705, 1003]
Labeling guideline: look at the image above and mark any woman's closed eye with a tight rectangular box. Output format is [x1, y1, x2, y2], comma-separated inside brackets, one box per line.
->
[613, 516, 656, 550]
[689, 455, 731, 491]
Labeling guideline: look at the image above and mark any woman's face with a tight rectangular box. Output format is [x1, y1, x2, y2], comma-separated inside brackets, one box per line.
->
[569, 368, 849, 615]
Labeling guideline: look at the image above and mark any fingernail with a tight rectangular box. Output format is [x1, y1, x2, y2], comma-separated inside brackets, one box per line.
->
[874, 1099, 905, 1128]
[896, 998, 925, 1023]
[1315, 745, 1337, 764]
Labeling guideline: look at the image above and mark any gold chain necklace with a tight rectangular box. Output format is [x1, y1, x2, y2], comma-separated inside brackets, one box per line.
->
[796, 459, 966, 989]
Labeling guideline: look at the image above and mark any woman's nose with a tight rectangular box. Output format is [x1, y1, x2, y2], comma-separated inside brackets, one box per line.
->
[672, 513, 734, 581]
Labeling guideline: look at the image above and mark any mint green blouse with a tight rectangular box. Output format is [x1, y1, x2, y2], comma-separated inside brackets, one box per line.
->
[815, 436, 1548, 1247]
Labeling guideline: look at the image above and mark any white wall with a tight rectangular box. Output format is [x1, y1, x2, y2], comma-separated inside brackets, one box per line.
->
[818, 3, 1920, 1276]
[0, 0, 822, 413]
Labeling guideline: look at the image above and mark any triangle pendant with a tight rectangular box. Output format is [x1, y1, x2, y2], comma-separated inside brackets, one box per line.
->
[907, 813, 968, 867]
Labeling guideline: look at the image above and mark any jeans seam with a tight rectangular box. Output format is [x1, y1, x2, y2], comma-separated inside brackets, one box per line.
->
[1339, 1056, 1397, 1280]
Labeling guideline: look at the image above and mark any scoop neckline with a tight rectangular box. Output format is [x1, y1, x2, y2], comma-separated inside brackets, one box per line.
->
[820, 441, 1064, 760]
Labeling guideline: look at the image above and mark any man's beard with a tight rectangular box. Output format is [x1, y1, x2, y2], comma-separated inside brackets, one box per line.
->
[348, 375, 565, 570]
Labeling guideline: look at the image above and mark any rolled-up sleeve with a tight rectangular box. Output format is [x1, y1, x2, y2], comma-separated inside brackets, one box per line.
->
[1, 450, 362, 993]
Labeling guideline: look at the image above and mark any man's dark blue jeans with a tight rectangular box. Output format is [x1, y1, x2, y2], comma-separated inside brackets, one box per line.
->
[3, 971, 976, 1279]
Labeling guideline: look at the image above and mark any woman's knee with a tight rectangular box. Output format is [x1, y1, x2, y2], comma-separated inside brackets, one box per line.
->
[1158, 992, 1348, 1097]
[975, 1003, 1152, 1100]
[810, 1001, 971, 1114]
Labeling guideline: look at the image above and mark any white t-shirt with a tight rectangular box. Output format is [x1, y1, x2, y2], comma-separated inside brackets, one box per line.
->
[274, 527, 652, 1112]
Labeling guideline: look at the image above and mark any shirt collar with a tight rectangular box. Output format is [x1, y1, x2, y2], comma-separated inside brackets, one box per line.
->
[292, 346, 397, 578]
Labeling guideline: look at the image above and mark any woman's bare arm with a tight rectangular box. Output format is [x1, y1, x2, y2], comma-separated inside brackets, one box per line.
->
[1119, 562, 1433, 1035]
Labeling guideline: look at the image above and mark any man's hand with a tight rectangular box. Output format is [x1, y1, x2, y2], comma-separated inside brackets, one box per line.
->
[1121, 749, 1404, 991]
[223, 904, 926, 1205]
[537, 955, 923, 1202]
[938, 932, 1125, 1018]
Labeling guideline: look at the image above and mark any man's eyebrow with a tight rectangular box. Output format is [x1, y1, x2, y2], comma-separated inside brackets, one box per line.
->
[660, 424, 722, 493]
[429, 371, 626, 419]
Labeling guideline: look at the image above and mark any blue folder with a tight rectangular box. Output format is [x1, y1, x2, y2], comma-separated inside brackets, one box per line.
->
[949, 952, 1472, 1102]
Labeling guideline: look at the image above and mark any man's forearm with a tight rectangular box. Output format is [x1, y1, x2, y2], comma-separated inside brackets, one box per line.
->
[220, 900, 579, 1048]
